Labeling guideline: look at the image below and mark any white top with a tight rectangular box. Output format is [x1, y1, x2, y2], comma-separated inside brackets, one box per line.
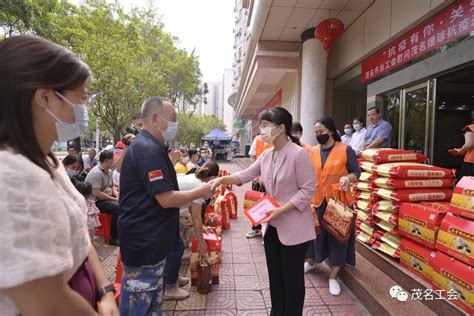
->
[0, 149, 91, 315]
[113, 169, 120, 187]
[177, 174, 204, 207]
[350, 127, 367, 154]
[186, 161, 199, 170]
[341, 134, 352, 145]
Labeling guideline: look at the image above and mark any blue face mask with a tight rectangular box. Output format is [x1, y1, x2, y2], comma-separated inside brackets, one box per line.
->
[66, 168, 78, 177]
[158, 113, 179, 141]
[46, 91, 90, 142]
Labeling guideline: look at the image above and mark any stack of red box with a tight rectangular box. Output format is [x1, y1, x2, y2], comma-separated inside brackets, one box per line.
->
[431, 177, 474, 314]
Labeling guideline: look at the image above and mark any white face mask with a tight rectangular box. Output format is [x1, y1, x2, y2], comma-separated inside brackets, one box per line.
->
[180, 157, 190, 164]
[344, 129, 353, 136]
[260, 126, 280, 144]
[353, 123, 362, 131]
[46, 92, 90, 142]
[158, 113, 179, 141]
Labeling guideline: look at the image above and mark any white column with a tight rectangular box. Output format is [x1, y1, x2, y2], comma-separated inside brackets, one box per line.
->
[300, 38, 327, 146]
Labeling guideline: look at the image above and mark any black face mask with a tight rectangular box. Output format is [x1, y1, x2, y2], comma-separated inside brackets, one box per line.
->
[316, 133, 330, 145]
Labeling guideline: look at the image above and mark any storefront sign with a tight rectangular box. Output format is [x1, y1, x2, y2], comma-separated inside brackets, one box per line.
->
[361, 0, 474, 83]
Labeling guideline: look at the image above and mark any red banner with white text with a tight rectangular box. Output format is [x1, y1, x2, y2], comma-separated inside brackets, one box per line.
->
[361, 0, 474, 83]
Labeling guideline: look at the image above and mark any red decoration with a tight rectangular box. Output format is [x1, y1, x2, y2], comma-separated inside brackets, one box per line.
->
[315, 18, 345, 51]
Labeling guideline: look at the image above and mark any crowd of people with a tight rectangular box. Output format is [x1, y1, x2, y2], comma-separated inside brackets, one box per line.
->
[1, 35, 473, 316]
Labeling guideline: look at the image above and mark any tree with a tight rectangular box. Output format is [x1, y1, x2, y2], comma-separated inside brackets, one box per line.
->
[1, 0, 205, 144]
[175, 113, 226, 146]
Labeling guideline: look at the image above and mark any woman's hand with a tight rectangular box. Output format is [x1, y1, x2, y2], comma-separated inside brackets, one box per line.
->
[261, 207, 284, 223]
[97, 292, 119, 316]
[197, 237, 207, 255]
[339, 176, 350, 192]
[209, 178, 223, 191]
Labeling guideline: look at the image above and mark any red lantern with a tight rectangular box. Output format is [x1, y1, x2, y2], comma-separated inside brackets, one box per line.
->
[314, 18, 344, 51]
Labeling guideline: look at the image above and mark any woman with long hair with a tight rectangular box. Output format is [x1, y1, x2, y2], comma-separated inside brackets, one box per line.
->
[210, 107, 315, 316]
[304, 117, 361, 296]
[0, 36, 118, 315]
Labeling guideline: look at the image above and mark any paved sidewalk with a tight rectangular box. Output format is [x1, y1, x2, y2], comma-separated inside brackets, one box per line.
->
[97, 162, 370, 315]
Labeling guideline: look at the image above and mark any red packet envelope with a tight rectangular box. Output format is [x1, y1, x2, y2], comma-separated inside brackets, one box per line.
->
[448, 148, 458, 155]
[243, 195, 280, 226]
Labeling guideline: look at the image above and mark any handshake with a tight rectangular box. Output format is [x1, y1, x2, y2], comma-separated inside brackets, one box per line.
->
[195, 178, 225, 199]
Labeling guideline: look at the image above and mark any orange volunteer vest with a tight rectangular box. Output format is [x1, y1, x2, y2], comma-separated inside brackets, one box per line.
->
[255, 135, 273, 159]
[309, 142, 353, 207]
[464, 124, 474, 163]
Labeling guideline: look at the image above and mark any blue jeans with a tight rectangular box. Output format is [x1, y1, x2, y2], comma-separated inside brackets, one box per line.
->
[120, 260, 165, 316]
[164, 235, 185, 287]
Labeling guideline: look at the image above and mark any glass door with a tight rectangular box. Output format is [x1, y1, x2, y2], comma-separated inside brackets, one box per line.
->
[402, 83, 429, 154]
[382, 79, 436, 160]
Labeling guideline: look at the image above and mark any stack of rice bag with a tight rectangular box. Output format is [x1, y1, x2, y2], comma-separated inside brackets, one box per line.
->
[354, 148, 454, 260]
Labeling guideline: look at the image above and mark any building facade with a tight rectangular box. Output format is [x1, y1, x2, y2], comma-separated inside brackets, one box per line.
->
[230, 0, 473, 169]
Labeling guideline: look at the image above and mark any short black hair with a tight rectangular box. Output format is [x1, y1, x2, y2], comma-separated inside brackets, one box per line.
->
[74, 180, 92, 196]
[62, 154, 79, 167]
[132, 113, 142, 120]
[99, 150, 114, 163]
[354, 116, 366, 127]
[188, 149, 198, 157]
[291, 122, 303, 134]
[368, 106, 380, 114]
[67, 145, 76, 151]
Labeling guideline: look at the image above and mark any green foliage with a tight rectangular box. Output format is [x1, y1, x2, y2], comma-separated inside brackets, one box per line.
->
[0, 0, 205, 144]
[176, 113, 226, 146]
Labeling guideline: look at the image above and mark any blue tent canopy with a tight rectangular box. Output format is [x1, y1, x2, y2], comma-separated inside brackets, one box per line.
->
[202, 128, 232, 141]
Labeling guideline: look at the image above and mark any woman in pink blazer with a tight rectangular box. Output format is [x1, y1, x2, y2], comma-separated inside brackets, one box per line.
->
[210, 107, 315, 316]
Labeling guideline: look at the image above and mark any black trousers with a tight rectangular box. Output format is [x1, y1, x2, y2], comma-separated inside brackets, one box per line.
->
[264, 225, 309, 316]
[95, 199, 119, 240]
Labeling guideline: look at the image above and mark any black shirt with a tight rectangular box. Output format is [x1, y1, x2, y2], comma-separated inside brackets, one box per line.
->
[118, 129, 179, 267]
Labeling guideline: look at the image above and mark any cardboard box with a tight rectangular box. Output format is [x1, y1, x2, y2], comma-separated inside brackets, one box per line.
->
[449, 176, 474, 220]
[398, 203, 447, 249]
[431, 251, 474, 315]
[435, 212, 474, 266]
[400, 238, 436, 285]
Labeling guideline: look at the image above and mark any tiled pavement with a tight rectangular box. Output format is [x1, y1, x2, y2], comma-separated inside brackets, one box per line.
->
[97, 162, 370, 315]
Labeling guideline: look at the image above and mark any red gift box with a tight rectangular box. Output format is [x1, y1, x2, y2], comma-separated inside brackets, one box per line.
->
[435, 212, 474, 266]
[400, 238, 436, 285]
[398, 203, 447, 249]
[431, 251, 474, 315]
[224, 190, 238, 219]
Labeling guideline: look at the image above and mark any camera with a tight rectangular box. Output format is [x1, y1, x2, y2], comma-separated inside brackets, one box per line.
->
[125, 126, 139, 136]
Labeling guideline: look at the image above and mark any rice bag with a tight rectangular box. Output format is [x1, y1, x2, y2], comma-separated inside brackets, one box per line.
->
[373, 177, 454, 189]
[374, 188, 453, 202]
[356, 199, 372, 212]
[374, 219, 398, 234]
[360, 172, 378, 182]
[355, 181, 373, 192]
[372, 200, 400, 213]
[374, 229, 401, 249]
[373, 162, 454, 179]
[360, 161, 377, 173]
[373, 211, 399, 225]
[356, 229, 374, 245]
[372, 240, 400, 259]
[361, 148, 427, 164]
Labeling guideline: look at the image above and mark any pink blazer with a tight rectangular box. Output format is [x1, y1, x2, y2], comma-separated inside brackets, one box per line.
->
[235, 141, 316, 246]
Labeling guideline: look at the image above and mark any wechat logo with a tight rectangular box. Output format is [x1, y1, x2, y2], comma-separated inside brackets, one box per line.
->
[390, 285, 409, 302]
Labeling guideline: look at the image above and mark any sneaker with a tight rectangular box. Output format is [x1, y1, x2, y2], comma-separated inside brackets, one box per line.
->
[164, 285, 190, 300]
[182, 248, 192, 260]
[329, 278, 341, 296]
[304, 262, 317, 274]
[178, 275, 190, 287]
[246, 228, 262, 238]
